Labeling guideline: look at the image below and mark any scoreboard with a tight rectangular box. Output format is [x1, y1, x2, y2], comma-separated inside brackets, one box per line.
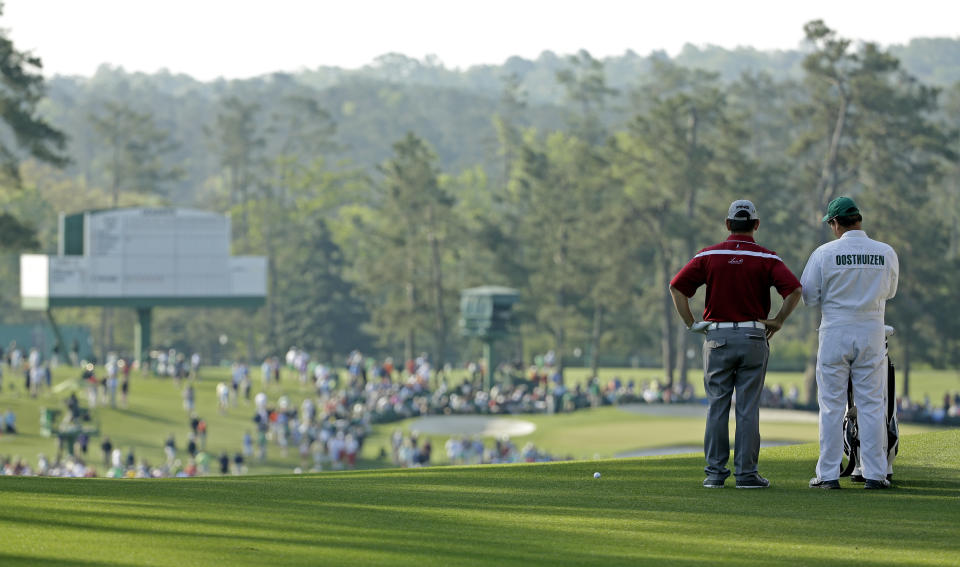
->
[21, 208, 266, 308]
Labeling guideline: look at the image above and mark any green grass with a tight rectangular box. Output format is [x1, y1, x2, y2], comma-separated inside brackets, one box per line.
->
[555, 366, 960, 401]
[1, 366, 317, 475]
[1, 365, 948, 474]
[365, 405, 940, 464]
[0, 430, 957, 566]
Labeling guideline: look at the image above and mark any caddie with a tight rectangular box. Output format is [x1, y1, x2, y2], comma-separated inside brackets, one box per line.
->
[670, 199, 802, 489]
[801, 196, 899, 490]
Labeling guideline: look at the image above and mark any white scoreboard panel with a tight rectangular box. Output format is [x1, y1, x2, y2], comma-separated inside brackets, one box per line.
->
[21, 208, 266, 307]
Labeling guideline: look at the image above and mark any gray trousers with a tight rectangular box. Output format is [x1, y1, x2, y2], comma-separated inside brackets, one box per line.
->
[702, 327, 769, 480]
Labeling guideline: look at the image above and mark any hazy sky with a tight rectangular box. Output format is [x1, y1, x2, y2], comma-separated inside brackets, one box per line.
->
[4, 0, 959, 81]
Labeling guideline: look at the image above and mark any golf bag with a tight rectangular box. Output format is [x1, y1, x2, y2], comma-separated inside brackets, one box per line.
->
[839, 337, 899, 478]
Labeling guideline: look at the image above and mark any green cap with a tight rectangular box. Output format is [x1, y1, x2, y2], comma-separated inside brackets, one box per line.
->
[823, 196, 860, 222]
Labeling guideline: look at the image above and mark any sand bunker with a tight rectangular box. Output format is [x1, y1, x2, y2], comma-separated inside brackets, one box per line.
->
[408, 415, 536, 437]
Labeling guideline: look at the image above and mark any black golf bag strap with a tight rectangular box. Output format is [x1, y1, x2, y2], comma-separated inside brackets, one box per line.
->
[847, 373, 855, 408]
[887, 356, 896, 421]
[839, 451, 857, 477]
[839, 374, 858, 478]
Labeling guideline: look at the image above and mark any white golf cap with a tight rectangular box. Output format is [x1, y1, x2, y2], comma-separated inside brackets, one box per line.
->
[727, 199, 759, 220]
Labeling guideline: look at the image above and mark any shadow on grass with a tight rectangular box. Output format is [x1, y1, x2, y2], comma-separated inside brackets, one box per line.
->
[0, 553, 136, 567]
[1, 433, 958, 566]
[111, 407, 183, 427]
[2, 493, 951, 567]
[3, 453, 959, 564]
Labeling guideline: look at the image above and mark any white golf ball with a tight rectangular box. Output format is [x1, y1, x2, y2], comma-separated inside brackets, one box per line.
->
[593, 472, 601, 479]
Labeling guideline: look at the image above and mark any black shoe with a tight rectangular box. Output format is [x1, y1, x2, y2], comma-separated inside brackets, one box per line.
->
[736, 475, 770, 489]
[703, 477, 725, 488]
[887, 474, 893, 482]
[850, 474, 865, 483]
[864, 478, 891, 489]
[809, 477, 841, 489]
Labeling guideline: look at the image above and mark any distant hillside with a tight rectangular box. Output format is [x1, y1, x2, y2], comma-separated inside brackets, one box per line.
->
[39, 69, 569, 204]
[294, 37, 960, 103]
[34, 37, 960, 206]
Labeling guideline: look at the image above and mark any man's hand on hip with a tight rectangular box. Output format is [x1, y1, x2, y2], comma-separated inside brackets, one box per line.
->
[689, 321, 711, 334]
[759, 319, 782, 340]
[761, 288, 802, 340]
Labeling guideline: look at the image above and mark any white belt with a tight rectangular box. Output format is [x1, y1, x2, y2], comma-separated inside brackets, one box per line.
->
[707, 321, 765, 331]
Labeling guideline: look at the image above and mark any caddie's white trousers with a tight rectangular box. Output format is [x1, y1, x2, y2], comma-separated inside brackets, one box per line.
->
[816, 323, 887, 481]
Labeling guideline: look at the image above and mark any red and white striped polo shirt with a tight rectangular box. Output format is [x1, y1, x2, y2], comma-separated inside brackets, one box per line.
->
[670, 235, 801, 323]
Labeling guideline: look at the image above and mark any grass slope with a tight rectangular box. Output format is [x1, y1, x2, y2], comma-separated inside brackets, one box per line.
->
[0, 366, 946, 473]
[366, 406, 940, 464]
[557, 367, 960, 402]
[0, 430, 957, 566]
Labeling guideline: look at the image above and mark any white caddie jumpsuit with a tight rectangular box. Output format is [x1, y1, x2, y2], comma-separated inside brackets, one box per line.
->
[800, 230, 899, 482]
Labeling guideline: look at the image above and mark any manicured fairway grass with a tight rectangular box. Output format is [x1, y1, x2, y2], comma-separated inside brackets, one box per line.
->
[1, 366, 947, 473]
[0, 429, 957, 566]
[365, 405, 940, 464]
[557, 366, 960, 402]
[0, 365, 320, 475]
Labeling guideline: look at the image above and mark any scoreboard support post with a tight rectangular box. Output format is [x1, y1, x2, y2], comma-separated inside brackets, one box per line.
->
[135, 307, 152, 367]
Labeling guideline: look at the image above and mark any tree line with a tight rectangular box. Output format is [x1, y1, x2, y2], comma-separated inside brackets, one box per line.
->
[1, 17, 959, 403]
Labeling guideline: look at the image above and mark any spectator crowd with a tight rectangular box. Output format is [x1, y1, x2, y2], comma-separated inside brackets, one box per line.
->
[2, 342, 959, 479]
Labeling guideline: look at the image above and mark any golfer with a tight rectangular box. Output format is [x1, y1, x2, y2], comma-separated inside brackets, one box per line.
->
[670, 200, 802, 489]
[802, 197, 899, 490]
